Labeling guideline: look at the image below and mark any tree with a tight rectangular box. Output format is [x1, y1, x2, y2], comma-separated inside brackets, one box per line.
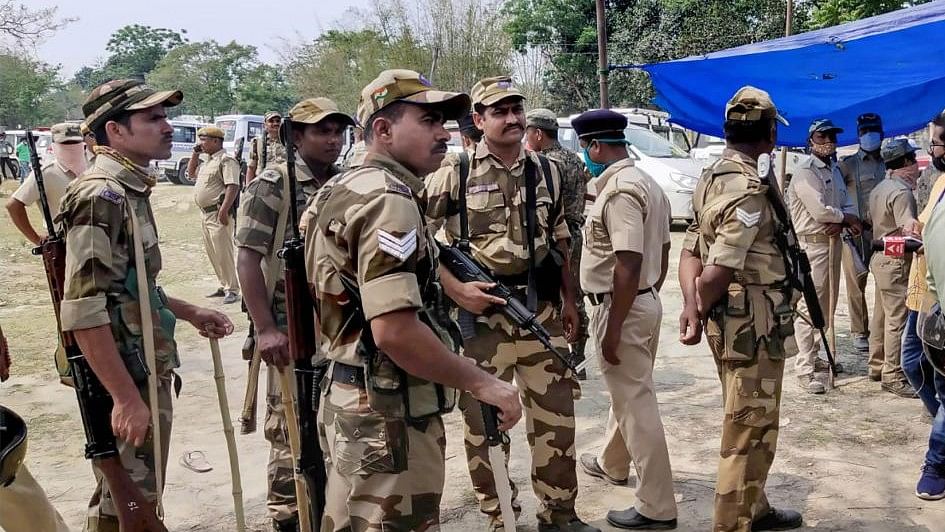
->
[806, 0, 932, 29]
[0, 1, 72, 48]
[71, 25, 187, 90]
[235, 65, 295, 115]
[0, 54, 62, 127]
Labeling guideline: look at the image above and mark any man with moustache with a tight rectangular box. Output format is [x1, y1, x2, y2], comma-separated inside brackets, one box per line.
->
[246, 111, 287, 184]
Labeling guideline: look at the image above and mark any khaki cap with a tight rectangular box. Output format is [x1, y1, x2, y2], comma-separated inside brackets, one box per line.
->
[264, 111, 282, 121]
[82, 79, 183, 132]
[79, 121, 90, 136]
[197, 126, 225, 139]
[51, 122, 84, 144]
[288, 98, 354, 127]
[725, 86, 788, 125]
[357, 69, 470, 127]
[471, 76, 524, 107]
[526, 108, 558, 130]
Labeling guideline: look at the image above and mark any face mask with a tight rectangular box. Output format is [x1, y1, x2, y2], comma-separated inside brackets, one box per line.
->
[810, 141, 837, 158]
[53, 142, 87, 176]
[933, 154, 945, 173]
[892, 162, 920, 188]
[859, 132, 882, 152]
[582, 146, 608, 177]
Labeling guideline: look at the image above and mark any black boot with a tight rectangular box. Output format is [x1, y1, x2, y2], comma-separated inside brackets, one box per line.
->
[751, 508, 802, 531]
[272, 514, 300, 532]
[606, 507, 677, 530]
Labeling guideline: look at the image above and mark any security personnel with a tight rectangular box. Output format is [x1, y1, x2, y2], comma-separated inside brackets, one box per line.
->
[6, 123, 87, 246]
[838, 113, 885, 353]
[458, 113, 483, 150]
[785, 119, 861, 393]
[236, 97, 351, 532]
[868, 138, 921, 397]
[426, 76, 593, 532]
[58, 79, 232, 531]
[246, 111, 287, 183]
[341, 124, 366, 170]
[304, 69, 522, 531]
[678, 86, 803, 532]
[573, 109, 677, 529]
[525, 107, 590, 379]
[188, 125, 241, 304]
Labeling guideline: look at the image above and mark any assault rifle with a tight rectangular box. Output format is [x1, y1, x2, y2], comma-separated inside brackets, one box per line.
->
[279, 118, 326, 530]
[436, 242, 584, 374]
[26, 130, 167, 531]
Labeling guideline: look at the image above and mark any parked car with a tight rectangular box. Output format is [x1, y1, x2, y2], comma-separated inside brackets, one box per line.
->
[3, 129, 54, 166]
[215, 114, 264, 164]
[157, 119, 212, 185]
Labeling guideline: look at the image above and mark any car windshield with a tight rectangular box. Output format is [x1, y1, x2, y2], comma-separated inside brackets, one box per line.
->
[172, 126, 196, 143]
[624, 128, 688, 158]
[216, 120, 237, 142]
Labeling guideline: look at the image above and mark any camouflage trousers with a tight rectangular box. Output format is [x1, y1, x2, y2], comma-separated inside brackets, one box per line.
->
[85, 377, 172, 532]
[460, 308, 580, 527]
[712, 344, 784, 532]
[318, 377, 446, 531]
[265, 364, 298, 524]
[568, 228, 588, 362]
[0, 463, 71, 532]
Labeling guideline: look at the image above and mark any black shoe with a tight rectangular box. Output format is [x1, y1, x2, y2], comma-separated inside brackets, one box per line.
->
[882, 381, 919, 398]
[272, 514, 300, 532]
[206, 288, 225, 298]
[538, 518, 600, 532]
[751, 508, 802, 531]
[868, 373, 881, 382]
[607, 507, 677, 530]
[223, 290, 240, 304]
[579, 453, 627, 485]
[242, 335, 255, 360]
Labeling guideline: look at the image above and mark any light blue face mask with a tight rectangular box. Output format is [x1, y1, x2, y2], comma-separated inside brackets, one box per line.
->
[859, 131, 882, 152]
[582, 139, 629, 177]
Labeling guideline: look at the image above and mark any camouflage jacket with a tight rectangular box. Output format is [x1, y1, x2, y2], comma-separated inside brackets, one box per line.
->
[248, 134, 287, 173]
[236, 159, 338, 328]
[540, 141, 588, 231]
[58, 153, 178, 379]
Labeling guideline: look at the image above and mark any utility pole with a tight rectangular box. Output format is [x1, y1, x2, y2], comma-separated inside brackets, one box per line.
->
[595, 0, 609, 109]
[777, 0, 793, 193]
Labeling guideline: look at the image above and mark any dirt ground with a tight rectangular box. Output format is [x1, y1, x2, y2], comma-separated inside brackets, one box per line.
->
[1, 180, 944, 532]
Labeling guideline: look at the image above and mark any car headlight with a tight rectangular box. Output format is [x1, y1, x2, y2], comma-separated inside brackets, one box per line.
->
[670, 172, 698, 190]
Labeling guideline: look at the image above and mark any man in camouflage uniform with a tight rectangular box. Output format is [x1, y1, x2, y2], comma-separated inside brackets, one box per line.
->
[426, 76, 594, 532]
[246, 111, 288, 184]
[341, 124, 366, 170]
[57, 79, 233, 532]
[188, 125, 241, 304]
[525, 107, 589, 378]
[303, 69, 522, 532]
[678, 86, 803, 532]
[236, 97, 352, 532]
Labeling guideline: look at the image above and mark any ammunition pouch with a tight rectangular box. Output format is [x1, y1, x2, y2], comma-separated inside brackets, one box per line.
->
[108, 269, 179, 384]
[707, 284, 799, 363]
[0, 406, 27, 487]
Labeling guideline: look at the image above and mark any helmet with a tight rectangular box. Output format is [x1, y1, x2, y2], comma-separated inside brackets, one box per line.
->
[0, 406, 27, 487]
[919, 305, 945, 377]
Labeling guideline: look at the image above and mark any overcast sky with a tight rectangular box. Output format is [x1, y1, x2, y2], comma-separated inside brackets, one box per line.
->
[31, 0, 372, 77]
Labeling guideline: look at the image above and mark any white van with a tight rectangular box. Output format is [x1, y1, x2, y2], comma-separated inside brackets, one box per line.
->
[558, 118, 701, 223]
[214, 114, 264, 164]
[158, 119, 211, 185]
[610, 108, 694, 154]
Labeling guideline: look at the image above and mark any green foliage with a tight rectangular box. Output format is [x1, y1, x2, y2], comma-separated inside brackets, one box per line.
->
[0, 54, 62, 127]
[807, 0, 932, 29]
[72, 25, 187, 90]
[235, 65, 295, 115]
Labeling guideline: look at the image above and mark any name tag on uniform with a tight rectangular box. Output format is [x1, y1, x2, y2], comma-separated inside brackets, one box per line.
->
[468, 183, 499, 194]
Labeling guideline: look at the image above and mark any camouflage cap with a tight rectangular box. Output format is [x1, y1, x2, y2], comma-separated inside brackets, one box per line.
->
[357, 69, 470, 127]
[82, 79, 182, 132]
[51, 122, 84, 144]
[471, 76, 525, 107]
[197, 126, 225, 139]
[880, 137, 917, 163]
[264, 111, 282, 122]
[725, 86, 788, 125]
[808, 118, 843, 136]
[288, 97, 354, 127]
[526, 108, 558, 131]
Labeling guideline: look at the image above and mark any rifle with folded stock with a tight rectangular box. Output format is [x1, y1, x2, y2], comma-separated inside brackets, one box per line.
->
[27, 130, 167, 531]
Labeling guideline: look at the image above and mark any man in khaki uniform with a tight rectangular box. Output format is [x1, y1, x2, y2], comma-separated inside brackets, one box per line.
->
[236, 97, 351, 532]
[838, 113, 886, 352]
[868, 138, 920, 397]
[785, 119, 861, 393]
[525, 108, 590, 378]
[572, 109, 677, 530]
[6, 123, 87, 245]
[189, 126, 241, 304]
[426, 76, 593, 532]
[679, 86, 802, 532]
[58, 79, 232, 532]
[304, 69, 522, 532]
[246, 111, 287, 183]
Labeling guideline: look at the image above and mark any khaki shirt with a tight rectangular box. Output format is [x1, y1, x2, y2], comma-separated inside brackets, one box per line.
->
[12, 161, 75, 219]
[306, 152, 435, 366]
[923, 199, 945, 305]
[236, 159, 336, 328]
[839, 149, 885, 223]
[425, 141, 569, 276]
[868, 176, 917, 238]
[194, 149, 240, 209]
[342, 141, 367, 170]
[580, 159, 670, 294]
[907, 172, 945, 311]
[683, 149, 787, 285]
[786, 155, 845, 236]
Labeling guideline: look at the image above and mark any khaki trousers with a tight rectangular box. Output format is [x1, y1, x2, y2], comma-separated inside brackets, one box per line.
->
[794, 238, 840, 376]
[589, 292, 677, 521]
[0, 463, 71, 532]
[841, 238, 870, 336]
[201, 210, 239, 293]
[869, 255, 911, 383]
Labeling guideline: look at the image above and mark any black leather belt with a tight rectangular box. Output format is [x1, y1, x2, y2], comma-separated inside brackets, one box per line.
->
[331, 362, 365, 387]
[200, 203, 219, 214]
[587, 288, 653, 305]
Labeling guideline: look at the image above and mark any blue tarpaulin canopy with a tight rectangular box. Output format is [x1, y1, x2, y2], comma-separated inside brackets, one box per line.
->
[619, 1, 945, 147]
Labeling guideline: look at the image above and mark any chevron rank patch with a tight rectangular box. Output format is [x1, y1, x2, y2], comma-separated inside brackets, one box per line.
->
[736, 207, 761, 228]
[378, 228, 418, 261]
